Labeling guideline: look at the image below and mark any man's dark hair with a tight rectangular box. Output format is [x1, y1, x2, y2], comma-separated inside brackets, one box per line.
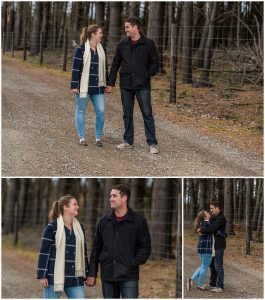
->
[210, 201, 222, 209]
[124, 16, 140, 28]
[112, 184, 130, 202]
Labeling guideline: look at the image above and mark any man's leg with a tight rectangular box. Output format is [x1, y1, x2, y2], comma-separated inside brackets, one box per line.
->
[209, 256, 217, 287]
[120, 89, 135, 145]
[214, 248, 224, 289]
[135, 89, 157, 146]
[119, 280, 139, 298]
[102, 281, 120, 299]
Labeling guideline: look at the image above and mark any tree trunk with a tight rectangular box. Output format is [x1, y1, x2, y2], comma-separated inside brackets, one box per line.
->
[14, 2, 23, 48]
[84, 179, 100, 251]
[129, 178, 145, 215]
[252, 179, 263, 231]
[41, 2, 51, 49]
[5, 2, 15, 51]
[188, 179, 197, 220]
[197, 2, 217, 87]
[151, 179, 174, 259]
[95, 2, 105, 27]
[182, 1, 193, 83]
[3, 179, 19, 234]
[129, 2, 140, 17]
[57, 2, 68, 48]
[31, 2, 42, 55]
[107, 2, 122, 53]
[176, 192, 182, 298]
[245, 179, 251, 255]
[224, 179, 234, 235]
[255, 187, 263, 242]
[147, 2, 165, 73]
[198, 179, 206, 210]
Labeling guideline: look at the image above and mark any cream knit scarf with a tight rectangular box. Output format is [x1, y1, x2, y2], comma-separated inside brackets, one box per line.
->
[54, 215, 86, 292]
[80, 40, 106, 98]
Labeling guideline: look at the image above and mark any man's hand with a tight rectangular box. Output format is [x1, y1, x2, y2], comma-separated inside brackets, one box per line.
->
[40, 278, 48, 288]
[105, 86, 113, 94]
[72, 88, 79, 94]
[86, 277, 97, 287]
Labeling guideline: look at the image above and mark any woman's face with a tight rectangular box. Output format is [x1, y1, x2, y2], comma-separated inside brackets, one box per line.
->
[64, 198, 79, 217]
[204, 211, 210, 219]
[92, 28, 103, 43]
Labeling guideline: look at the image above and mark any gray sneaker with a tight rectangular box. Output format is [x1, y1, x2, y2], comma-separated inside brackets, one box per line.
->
[150, 145, 159, 154]
[79, 138, 88, 146]
[210, 287, 223, 293]
[117, 142, 132, 149]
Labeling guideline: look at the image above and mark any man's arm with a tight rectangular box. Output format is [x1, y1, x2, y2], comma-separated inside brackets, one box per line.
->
[200, 217, 225, 234]
[107, 43, 122, 87]
[146, 40, 159, 77]
[134, 219, 151, 265]
[88, 219, 103, 278]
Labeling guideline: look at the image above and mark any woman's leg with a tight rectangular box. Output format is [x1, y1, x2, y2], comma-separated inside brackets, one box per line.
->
[75, 94, 89, 139]
[43, 286, 61, 298]
[197, 254, 212, 287]
[90, 93, 105, 140]
[64, 286, 86, 299]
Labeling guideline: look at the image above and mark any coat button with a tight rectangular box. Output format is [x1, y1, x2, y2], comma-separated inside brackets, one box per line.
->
[113, 260, 116, 264]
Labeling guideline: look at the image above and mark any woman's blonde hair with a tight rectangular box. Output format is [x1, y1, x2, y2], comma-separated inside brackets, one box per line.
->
[48, 194, 75, 221]
[80, 24, 101, 43]
[193, 210, 207, 233]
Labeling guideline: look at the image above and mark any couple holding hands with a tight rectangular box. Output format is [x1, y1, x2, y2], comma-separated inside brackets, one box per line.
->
[37, 184, 151, 298]
[71, 17, 159, 154]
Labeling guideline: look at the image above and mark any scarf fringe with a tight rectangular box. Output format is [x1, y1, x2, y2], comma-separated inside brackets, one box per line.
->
[54, 284, 64, 292]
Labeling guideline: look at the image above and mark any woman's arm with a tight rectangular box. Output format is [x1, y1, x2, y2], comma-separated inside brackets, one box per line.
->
[71, 45, 84, 92]
[37, 223, 55, 283]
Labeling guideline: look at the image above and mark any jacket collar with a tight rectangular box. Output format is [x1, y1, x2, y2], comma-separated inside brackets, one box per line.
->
[124, 35, 146, 45]
[107, 207, 135, 222]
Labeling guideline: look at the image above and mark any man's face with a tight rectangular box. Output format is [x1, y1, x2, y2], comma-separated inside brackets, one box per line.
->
[124, 22, 137, 37]
[110, 189, 126, 209]
[210, 205, 220, 216]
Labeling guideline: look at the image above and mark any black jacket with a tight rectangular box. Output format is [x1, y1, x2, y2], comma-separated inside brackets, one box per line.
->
[108, 35, 159, 90]
[89, 208, 151, 281]
[200, 212, 227, 249]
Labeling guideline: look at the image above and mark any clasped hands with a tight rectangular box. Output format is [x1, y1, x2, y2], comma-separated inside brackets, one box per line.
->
[40, 277, 97, 288]
[71, 86, 113, 94]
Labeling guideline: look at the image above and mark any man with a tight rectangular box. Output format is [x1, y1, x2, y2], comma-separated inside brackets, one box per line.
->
[198, 202, 227, 293]
[88, 184, 151, 298]
[106, 17, 159, 154]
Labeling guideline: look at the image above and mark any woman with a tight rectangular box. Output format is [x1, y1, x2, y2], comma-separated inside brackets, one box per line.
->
[71, 25, 109, 147]
[37, 195, 90, 298]
[187, 210, 214, 291]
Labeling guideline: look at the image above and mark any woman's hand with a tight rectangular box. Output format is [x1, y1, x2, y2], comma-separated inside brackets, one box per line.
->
[72, 88, 79, 94]
[105, 86, 113, 94]
[40, 278, 48, 288]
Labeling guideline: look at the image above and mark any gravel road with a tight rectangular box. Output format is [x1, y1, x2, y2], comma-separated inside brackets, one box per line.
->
[2, 59, 263, 176]
[2, 248, 102, 298]
[184, 243, 263, 298]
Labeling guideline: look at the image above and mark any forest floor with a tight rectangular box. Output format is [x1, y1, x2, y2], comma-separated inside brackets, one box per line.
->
[2, 56, 263, 176]
[184, 224, 264, 298]
[2, 246, 176, 298]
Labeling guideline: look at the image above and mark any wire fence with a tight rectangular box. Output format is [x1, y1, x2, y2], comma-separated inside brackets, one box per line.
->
[2, 24, 263, 105]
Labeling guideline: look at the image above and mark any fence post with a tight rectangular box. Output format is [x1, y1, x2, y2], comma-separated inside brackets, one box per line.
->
[3, 32, 6, 55]
[40, 31, 43, 65]
[11, 32, 14, 57]
[13, 201, 19, 246]
[170, 24, 177, 103]
[63, 28, 68, 71]
[23, 30, 27, 61]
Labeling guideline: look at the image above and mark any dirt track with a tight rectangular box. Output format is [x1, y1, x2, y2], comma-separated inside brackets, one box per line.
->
[184, 243, 263, 299]
[2, 59, 263, 176]
[2, 248, 102, 299]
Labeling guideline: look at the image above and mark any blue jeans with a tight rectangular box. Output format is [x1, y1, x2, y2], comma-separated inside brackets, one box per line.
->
[44, 285, 85, 298]
[191, 253, 212, 287]
[210, 248, 224, 288]
[121, 89, 157, 145]
[102, 280, 139, 298]
[75, 93, 105, 139]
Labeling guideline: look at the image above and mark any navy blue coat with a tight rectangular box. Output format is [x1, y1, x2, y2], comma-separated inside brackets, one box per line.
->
[200, 212, 227, 249]
[37, 220, 89, 287]
[71, 43, 108, 94]
[197, 221, 213, 254]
